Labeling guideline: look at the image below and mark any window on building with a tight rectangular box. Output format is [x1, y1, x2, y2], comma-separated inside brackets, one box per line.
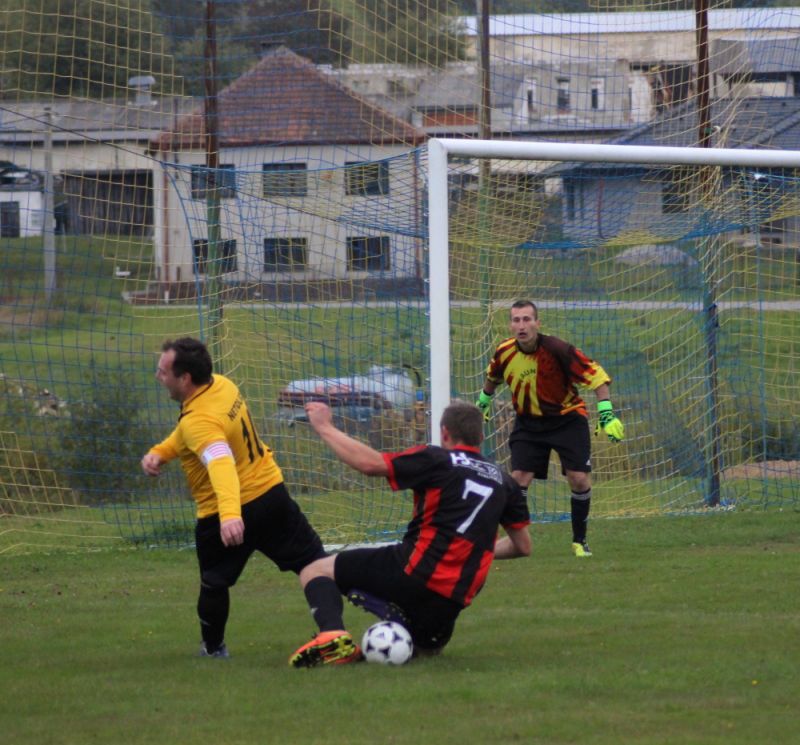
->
[0, 201, 21, 237]
[345, 161, 389, 196]
[262, 163, 307, 197]
[191, 164, 236, 200]
[388, 79, 410, 96]
[565, 180, 577, 222]
[590, 78, 605, 111]
[263, 237, 308, 272]
[346, 236, 390, 271]
[524, 77, 537, 118]
[557, 78, 571, 113]
[192, 238, 237, 274]
[563, 178, 586, 222]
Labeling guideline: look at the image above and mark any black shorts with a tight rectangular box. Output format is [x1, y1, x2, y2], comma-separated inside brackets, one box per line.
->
[334, 544, 462, 652]
[509, 413, 591, 479]
[195, 482, 326, 590]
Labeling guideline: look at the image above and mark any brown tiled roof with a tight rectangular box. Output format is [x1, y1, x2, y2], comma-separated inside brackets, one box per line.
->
[150, 47, 425, 151]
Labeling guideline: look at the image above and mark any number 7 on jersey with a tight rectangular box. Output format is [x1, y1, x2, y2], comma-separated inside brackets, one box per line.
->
[456, 479, 494, 534]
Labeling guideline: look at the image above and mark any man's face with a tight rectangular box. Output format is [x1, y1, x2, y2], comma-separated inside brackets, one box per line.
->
[510, 305, 540, 348]
[156, 349, 190, 402]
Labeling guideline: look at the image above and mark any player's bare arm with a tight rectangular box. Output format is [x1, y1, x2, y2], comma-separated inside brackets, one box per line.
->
[494, 525, 532, 559]
[305, 401, 389, 477]
[593, 382, 611, 401]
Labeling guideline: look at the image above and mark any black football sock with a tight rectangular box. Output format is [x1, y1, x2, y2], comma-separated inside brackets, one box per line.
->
[197, 584, 230, 652]
[570, 489, 592, 544]
[304, 577, 345, 632]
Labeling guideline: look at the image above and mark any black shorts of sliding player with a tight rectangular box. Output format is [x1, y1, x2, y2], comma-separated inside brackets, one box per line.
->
[334, 544, 462, 653]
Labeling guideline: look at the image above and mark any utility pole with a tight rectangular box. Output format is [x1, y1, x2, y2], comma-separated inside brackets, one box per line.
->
[204, 0, 222, 363]
[43, 106, 56, 302]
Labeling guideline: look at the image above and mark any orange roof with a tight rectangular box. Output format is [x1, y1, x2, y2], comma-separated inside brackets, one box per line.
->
[150, 46, 425, 151]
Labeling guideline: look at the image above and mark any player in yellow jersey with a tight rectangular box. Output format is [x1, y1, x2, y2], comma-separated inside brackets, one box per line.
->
[141, 338, 361, 664]
[477, 301, 625, 558]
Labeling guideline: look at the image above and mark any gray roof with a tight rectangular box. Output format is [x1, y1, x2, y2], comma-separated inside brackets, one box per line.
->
[547, 96, 800, 174]
[411, 64, 524, 110]
[408, 60, 623, 110]
[713, 35, 800, 74]
[459, 9, 800, 36]
[613, 96, 800, 150]
[0, 97, 196, 145]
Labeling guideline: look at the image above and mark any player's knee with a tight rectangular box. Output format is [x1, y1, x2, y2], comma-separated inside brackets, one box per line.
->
[567, 472, 591, 493]
[511, 470, 534, 487]
[298, 555, 335, 587]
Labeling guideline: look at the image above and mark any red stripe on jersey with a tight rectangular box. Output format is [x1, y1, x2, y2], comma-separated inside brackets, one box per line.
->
[383, 452, 398, 490]
[405, 525, 437, 575]
[463, 548, 495, 605]
[504, 519, 531, 530]
[404, 487, 441, 574]
[425, 535, 474, 598]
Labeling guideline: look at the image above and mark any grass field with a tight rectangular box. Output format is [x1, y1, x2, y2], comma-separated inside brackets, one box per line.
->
[1, 509, 798, 745]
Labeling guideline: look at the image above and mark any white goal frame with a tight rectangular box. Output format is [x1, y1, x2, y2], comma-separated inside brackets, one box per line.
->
[426, 137, 800, 444]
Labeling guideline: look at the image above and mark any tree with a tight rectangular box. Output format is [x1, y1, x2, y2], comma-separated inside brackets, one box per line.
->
[347, 0, 466, 66]
[149, 0, 350, 95]
[0, 0, 178, 99]
[233, 0, 350, 66]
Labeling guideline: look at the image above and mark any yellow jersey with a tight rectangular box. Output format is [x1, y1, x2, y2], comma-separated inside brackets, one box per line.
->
[148, 374, 283, 520]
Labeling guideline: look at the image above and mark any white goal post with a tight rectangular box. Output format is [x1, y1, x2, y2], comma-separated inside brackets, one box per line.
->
[426, 137, 800, 444]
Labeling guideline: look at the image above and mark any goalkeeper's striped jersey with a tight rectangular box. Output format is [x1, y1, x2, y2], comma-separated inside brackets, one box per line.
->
[148, 374, 283, 520]
[383, 444, 530, 607]
[486, 334, 610, 418]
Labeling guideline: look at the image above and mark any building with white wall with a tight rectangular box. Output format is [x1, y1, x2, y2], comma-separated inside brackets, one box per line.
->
[147, 46, 425, 299]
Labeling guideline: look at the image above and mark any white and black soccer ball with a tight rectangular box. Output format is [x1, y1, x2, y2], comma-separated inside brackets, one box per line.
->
[361, 621, 413, 665]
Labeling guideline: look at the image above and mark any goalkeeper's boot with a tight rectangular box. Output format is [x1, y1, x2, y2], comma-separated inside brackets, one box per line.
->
[347, 588, 409, 626]
[199, 642, 230, 658]
[572, 541, 592, 558]
[289, 630, 363, 668]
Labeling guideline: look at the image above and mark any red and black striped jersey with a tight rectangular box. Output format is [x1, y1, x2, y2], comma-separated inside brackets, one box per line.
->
[486, 334, 610, 418]
[383, 444, 530, 607]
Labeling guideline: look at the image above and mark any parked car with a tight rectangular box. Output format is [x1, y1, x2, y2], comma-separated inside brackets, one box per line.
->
[277, 365, 420, 423]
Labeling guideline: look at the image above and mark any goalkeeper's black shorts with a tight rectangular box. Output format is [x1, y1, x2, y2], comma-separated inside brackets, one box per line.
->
[509, 412, 591, 479]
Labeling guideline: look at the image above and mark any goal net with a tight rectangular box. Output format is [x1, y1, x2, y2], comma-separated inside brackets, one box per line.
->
[427, 138, 800, 522]
[1, 1, 799, 553]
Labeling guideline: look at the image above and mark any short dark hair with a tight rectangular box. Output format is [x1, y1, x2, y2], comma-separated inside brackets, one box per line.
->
[162, 337, 213, 385]
[440, 400, 484, 447]
[511, 299, 538, 319]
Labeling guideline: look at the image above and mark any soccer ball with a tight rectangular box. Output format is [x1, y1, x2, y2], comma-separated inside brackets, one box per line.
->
[361, 621, 414, 665]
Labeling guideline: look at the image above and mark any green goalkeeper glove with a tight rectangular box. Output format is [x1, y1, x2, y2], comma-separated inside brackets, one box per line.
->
[596, 400, 624, 443]
[476, 390, 493, 422]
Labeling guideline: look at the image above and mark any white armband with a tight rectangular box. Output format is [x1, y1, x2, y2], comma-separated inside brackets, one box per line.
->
[201, 441, 234, 466]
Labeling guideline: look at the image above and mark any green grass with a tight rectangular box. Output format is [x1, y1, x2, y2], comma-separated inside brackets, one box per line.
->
[1, 510, 798, 745]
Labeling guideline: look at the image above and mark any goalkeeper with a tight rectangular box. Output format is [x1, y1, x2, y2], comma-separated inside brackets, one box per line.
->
[477, 300, 624, 558]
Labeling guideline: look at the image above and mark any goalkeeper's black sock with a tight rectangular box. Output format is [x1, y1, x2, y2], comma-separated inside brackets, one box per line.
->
[198, 584, 230, 652]
[570, 489, 592, 544]
[304, 577, 344, 632]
